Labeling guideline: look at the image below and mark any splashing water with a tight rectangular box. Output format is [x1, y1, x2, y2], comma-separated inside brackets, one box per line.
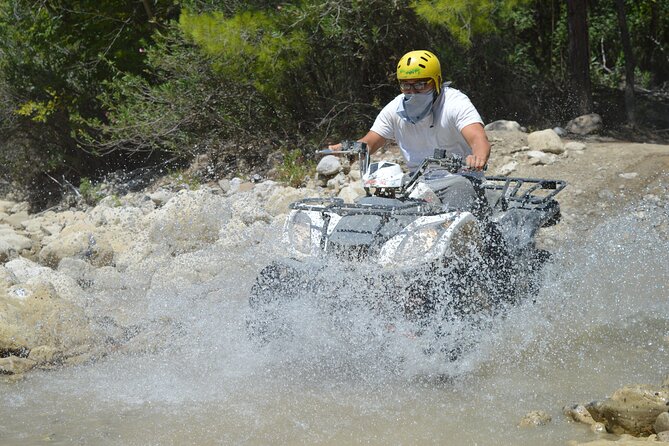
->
[1, 191, 668, 446]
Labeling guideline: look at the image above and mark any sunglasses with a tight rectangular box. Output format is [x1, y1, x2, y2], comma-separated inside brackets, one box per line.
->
[399, 80, 432, 92]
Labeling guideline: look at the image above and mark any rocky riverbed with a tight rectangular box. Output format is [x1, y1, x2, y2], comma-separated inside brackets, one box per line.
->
[1, 124, 668, 445]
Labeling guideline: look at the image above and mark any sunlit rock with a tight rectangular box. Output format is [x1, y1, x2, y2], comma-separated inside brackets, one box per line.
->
[0, 277, 98, 374]
[0, 224, 32, 262]
[39, 223, 114, 268]
[586, 384, 669, 435]
[316, 155, 342, 177]
[496, 160, 518, 176]
[566, 113, 603, 135]
[338, 183, 366, 203]
[484, 120, 523, 132]
[518, 410, 552, 427]
[565, 141, 587, 151]
[527, 150, 558, 165]
[564, 404, 597, 425]
[527, 129, 565, 154]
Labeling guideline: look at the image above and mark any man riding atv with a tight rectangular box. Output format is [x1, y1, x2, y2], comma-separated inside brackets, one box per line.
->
[330, 49, 490, 218]
[330, 50, 507, 264]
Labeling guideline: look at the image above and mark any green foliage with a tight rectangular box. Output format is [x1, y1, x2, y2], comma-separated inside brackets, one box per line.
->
[412, 0, 529, 47]
[277, 149, 314, 188]
[78, 177, 105, 205]
[179, 10, 309, 97]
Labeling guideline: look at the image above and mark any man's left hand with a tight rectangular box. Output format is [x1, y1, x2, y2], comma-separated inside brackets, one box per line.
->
[465, 154, 486, 171]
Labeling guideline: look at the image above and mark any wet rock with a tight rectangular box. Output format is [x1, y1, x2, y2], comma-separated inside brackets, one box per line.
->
[0, 356, 37, 375]
[586, 384, 669, 435]
[527, 129, 565, 154]
[567, 113, 603, 135]
[0, 276, 97, 373]
[564, 404, 597, 425]
[519, 410, 552, 427]
[655, 412, 669, 434]
[568, 435, 669, 445]
[146, 189, 231, 256]
[484, 120, 523, 132]
[316, 155, 341, 177]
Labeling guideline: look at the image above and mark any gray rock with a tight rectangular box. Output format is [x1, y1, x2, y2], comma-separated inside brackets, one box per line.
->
[566, 113, 603, 135]
[527, 129, 565, 154]
[565, 141, 586, 151]
[496, 160, 518, 176]
[484, 120, 523, 132]
[655, 412, 669, 434]
[553, 126, 568, 136]
[658, 431, 669, 442]
[527, 150, 558, 165]
[316, 155, 342, 177]
[619, 172, 639, 179]
[218, 179, 231, 194]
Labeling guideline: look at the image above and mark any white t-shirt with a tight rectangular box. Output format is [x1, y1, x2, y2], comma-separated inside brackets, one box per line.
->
[370, 85, 484, 169]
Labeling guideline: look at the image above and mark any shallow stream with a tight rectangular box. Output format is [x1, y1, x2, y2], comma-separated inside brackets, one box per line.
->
[1, 193, 668, 446]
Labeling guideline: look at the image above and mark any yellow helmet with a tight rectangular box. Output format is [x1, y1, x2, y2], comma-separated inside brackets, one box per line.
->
[396, 50, 442, 94]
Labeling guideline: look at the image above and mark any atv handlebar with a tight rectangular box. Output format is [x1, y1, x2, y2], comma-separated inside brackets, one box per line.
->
[317, 141, 370, 180]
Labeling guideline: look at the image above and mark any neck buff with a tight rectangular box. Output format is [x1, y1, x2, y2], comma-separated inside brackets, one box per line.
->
[397, 90, 435, 124]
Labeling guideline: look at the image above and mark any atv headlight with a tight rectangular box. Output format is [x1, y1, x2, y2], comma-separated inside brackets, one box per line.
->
[394, 221, 451, 264]
[285, 211, 321, 257]
[378, 215, 456, 268]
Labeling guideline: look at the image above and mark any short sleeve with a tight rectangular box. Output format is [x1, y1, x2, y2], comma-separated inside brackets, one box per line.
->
[370, 101, 398, 141]
[450, 92, 483, 132]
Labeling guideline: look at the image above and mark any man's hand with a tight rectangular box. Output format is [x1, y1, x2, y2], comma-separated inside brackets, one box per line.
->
[327, 142, 342, 151]
[465, 154, 486, 171]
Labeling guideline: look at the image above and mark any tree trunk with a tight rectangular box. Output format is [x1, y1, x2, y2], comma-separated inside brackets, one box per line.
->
[615, 0, 635, 125]
[566, 0, 593, 115]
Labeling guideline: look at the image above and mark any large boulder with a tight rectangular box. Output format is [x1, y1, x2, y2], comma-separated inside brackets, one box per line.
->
[566, 113, 603, 135]
[146, 188, 231, 256]
[0, 262, 98, 374]
[527, 129, 565, 154]
[586, 384, 669, 435]
[38, 222, 115, 268]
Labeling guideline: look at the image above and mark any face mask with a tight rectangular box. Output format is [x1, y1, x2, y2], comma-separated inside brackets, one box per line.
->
[397, 91, 434, 124]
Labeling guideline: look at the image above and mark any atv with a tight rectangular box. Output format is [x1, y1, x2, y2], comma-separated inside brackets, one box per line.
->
[247, 141, 566, 355]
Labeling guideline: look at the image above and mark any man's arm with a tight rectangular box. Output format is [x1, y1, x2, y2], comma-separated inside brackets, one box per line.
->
[460, 123, 490, 170]
[328, 130, 387, 154]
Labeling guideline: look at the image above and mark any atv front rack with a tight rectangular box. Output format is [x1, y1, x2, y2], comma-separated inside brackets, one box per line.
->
[289, 197, 442, 216]
[482, 176, 567, 212]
